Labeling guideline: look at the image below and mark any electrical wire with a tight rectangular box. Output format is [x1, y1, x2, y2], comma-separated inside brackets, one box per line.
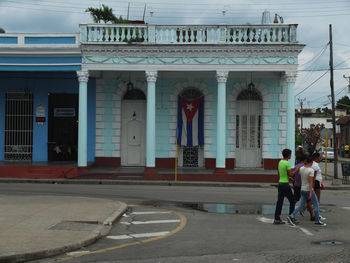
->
[295, 70, 329, 97]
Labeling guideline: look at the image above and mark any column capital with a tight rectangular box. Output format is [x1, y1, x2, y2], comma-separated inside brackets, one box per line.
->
[216, 71, 229, 83]
[77, 70, 89, 82]
[283, 71, 297, 83]
[145, 71, 158, 82]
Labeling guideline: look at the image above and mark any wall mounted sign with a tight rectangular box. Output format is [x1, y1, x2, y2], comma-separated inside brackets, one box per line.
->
[54, 108, 75, 117]
[36, 104, 46, 125]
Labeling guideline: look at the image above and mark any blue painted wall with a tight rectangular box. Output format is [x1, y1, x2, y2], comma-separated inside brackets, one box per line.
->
[0, 72, 95, 162]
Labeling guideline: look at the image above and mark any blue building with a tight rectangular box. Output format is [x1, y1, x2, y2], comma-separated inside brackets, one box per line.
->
[0, 23, 303, 179]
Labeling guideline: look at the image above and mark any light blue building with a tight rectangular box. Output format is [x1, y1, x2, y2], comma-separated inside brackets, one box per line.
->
[0, 23, 303, 178]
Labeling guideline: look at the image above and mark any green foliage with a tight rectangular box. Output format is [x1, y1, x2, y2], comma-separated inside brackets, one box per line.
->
[85, 5, 129, 24]
[336, 95, 350, 114]
[321, 107, 332, 116]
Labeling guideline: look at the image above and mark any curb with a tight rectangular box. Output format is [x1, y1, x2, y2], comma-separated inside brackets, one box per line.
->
[0, 201, 128, 263]
[0, 177, 349, 190]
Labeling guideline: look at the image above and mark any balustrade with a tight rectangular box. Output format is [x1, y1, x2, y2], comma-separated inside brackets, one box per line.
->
[80, 24, 298, 44]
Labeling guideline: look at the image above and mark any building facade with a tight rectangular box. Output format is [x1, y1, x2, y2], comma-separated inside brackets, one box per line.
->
[0, 24, 304, 177]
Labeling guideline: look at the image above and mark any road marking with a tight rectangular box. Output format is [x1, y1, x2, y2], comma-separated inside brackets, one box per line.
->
[107, 231, 170, 240]
[343, 207, 350, 211]
[121, 219, 180, 225]
[257, 216, 313, 236]
[299, 227, 313, 236]
[66, 250, 90, 256]
[130, 211, 172, 215]
[256, 216, 274, 224]
[45, 210, 187, 262]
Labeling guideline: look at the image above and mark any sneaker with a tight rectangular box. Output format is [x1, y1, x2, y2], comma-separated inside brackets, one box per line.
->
[315, 221, 327, 226]
[287, 216, 296, 226]
[319, 215, 326, 221]
[273, 219, 285, 225]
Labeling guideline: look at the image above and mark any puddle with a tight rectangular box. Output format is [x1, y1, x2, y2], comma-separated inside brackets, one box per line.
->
[153, 201, 290, 215]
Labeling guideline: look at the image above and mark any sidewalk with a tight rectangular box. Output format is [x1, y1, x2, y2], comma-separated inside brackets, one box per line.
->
[0, 195, 127, 263]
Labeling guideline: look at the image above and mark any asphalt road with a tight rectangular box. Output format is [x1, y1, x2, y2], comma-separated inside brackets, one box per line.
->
[1, 183, 349, 263]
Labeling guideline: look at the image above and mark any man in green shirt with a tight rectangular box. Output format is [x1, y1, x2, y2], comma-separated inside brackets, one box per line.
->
[274, 148, 300, 224]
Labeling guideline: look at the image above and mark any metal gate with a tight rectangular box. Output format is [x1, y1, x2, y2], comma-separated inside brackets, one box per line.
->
[4, 92, 34, 161]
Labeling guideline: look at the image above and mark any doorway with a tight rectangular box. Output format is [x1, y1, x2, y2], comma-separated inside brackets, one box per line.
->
[48, 94, 78, 161]
[235, 89, 262, 168]
[121, 100, 146, 166]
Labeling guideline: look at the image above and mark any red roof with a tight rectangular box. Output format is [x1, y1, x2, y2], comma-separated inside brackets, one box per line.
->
[336, 115, 350, 125]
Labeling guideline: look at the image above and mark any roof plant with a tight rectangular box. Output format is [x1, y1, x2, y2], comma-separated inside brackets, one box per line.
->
[85, 5, 129, 24]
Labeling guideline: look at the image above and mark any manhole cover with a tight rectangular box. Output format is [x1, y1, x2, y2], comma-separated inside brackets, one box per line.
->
[49, 221, 99, 231]
[317, 241, 344, 245]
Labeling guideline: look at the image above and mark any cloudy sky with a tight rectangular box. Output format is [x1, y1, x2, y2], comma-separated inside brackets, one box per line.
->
[1, 0, 350, 109]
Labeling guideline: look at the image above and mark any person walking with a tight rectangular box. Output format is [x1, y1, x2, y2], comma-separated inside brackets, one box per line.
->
[273, 149, 300, 225]
[311, 152, 326, 221]
[287, 155, 327, 226]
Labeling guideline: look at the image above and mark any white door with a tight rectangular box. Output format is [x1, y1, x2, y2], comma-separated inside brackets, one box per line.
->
[121, 101, 146, 166]
[236, 100, 262, 168]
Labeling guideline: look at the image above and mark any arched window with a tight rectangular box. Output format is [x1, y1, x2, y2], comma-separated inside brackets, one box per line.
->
[123, 89, 146, 100]
[180, 88, 203, 100]
[237, 89, 262, 101]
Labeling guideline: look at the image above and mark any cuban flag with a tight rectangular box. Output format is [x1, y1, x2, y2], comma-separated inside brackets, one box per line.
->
[176, 95, 204, 146]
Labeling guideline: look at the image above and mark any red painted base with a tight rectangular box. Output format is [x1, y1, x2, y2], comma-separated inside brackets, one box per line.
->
[213, 168, 228, 175]
[0, 166, 78, 179]
[94, 157, 121, 167]
[143, 167, 159, 180]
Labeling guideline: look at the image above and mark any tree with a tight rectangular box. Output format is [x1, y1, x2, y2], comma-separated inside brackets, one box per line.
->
[336, 95, 350, 114]
[86, 5, 128, 24]
[321, 106, 332, 116]
[297, 123, 325, 155]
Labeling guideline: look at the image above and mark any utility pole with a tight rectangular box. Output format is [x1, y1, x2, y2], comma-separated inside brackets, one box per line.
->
[329, 24, 338, 180]
[298, 97, 306, 146]
[298, 97, 306, 129]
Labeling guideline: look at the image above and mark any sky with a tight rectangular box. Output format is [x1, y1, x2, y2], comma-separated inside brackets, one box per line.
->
[1, 0, 350, 109]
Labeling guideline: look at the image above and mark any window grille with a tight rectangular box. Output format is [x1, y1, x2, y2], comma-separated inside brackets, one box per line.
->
[4, 92, 33, 161]
[183, 146, 199, 167]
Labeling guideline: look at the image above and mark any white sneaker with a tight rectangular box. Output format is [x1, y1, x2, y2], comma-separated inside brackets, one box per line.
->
[319, 215, 326, 221]
[315, 221, 327, 226]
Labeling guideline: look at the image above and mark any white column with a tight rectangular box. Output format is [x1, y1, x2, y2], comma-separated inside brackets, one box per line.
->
[76, 70, 89, 167]
[145, 71, 158, 167]
[216, 71, 229, 168]
[284, 71, 297, 165]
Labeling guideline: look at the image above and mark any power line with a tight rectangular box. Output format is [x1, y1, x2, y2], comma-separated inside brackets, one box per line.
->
[295, 70, 329, 97]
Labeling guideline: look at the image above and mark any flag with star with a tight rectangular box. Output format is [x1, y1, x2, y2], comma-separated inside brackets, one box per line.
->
[176, 95, 204, 146]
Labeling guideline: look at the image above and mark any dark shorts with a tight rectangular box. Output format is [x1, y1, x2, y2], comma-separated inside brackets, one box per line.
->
[293, 186, 301, 202]
[314, 180, 321, 190]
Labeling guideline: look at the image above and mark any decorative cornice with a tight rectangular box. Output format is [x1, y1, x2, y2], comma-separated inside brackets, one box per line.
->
[145, 71, 158, 82]
[83, 56, 299, 66]
[77, 70, 89, 82]
[216, 71, 229, 83]
[81, 44, 304, 58]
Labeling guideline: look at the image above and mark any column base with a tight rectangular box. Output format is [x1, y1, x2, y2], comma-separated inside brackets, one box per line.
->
[77, 167, 88, 176]
[143, 167, 159, 180]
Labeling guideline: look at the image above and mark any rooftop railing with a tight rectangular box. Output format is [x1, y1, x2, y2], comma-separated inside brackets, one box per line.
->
[79, 24, 298, 44]
[0, 33, 80, 47]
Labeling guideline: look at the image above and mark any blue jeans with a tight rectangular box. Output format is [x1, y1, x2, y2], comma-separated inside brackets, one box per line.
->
[290, 190, 320, 222]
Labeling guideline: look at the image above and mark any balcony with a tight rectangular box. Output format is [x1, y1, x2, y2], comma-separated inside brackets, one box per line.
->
[79, 24, 298, 45]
